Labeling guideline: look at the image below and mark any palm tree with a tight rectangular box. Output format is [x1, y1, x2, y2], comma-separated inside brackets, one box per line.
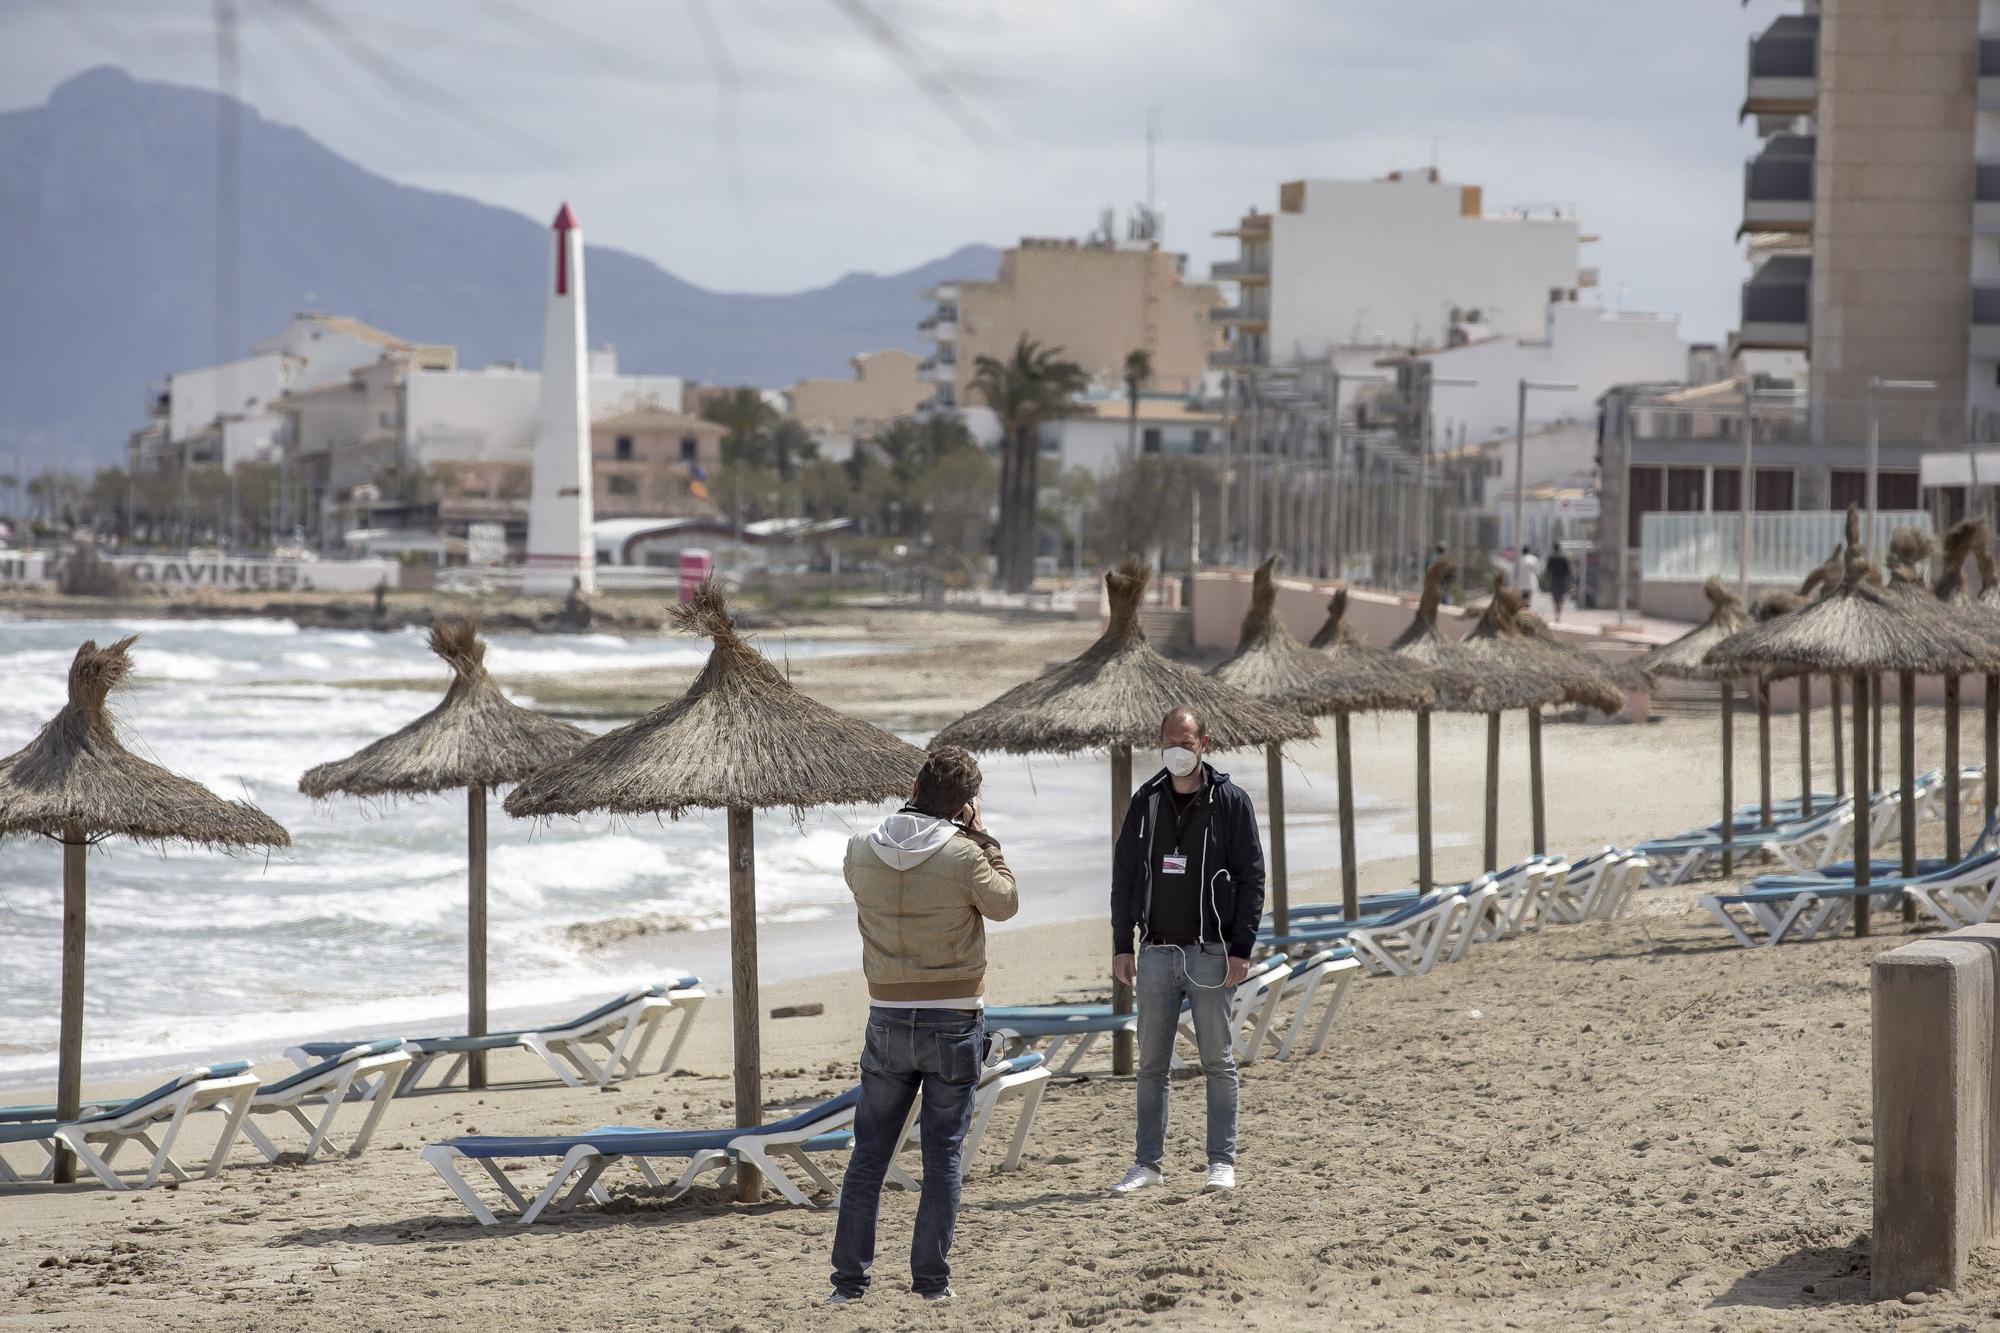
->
[970, 336, 1087, 592]
[1122, 347, 1153, 462]
[700, 387, 781, 537]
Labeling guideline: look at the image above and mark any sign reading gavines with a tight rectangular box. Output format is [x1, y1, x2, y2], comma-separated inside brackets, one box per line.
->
[0, 554, 400, 592]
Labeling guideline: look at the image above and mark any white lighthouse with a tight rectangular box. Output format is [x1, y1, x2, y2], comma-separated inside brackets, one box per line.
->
[522, 202, 596, 597]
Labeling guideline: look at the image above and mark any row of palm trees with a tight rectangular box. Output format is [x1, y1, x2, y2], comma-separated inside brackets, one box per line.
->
[969, 335, 1158, 592]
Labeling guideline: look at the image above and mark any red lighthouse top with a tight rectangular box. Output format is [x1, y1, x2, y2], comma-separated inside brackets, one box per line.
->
[552, 202, 577, 295]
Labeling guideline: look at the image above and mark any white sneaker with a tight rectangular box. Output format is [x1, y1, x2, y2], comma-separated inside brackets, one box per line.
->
[1111, 1164, 1163, 1195]
[1202, 1162, 1236, 1192]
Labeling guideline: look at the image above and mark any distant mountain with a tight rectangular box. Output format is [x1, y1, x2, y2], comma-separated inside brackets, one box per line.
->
[0, 67, 1000, 468]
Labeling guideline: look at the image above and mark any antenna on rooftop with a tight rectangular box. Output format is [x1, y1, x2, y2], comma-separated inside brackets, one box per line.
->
[1146, 105, 1159, 220]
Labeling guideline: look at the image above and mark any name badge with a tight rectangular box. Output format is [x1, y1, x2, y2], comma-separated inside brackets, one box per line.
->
[1161, 854, 1189, 875]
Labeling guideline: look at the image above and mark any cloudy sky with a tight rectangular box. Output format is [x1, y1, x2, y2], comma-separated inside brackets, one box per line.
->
[2, 0, 1769, 341]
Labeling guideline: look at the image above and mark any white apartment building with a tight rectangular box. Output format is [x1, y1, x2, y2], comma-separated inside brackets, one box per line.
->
[1410, 300, 1691, 445]
[1213, 170, 1593, 368]
[1040, 395, 1226, 477]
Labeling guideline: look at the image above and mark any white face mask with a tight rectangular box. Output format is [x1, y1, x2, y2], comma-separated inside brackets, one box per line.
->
[1162, 745, 1200, 778]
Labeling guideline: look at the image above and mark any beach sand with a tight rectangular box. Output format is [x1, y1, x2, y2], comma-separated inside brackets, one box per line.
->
[3, 629, 1996, 1329]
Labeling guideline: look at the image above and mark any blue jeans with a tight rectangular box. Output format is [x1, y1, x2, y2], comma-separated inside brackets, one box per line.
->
[1135, 943, 1237, 1171]
[830, 1007, 984, 1298]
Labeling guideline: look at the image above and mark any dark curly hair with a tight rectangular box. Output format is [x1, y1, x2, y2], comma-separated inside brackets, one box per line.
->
[911, 745, 983, 819]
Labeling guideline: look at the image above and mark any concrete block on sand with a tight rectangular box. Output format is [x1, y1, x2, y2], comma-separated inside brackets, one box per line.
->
[1872, 924, 2000, 1298]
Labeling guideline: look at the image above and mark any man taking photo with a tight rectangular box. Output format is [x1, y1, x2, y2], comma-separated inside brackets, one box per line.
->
[1108, 706, 1266, 1196]
[830, 745, 1016, 1305]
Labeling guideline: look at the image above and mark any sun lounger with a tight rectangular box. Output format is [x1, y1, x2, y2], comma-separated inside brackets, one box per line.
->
[986, 1011, 1135, 1076]
[1470, 859, 1567, 943]
[423, 1054, 1050, 1223]
[0, 1062, 260, 1190]
[288, 978, 705, 1094]
[1699, 883, 1905, 948]
[1543, 850, 1650, 924]
[1639, 799, 1859, 886]
[1262, 948, 1362, 1061]
[239, 1040, 415, 1163]
[1299, 887, 1483, 977]
[1749, 851, 2000, 932]
[1265, 891, 1454, 951]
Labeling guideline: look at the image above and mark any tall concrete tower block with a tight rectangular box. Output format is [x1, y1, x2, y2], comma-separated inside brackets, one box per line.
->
[523, 202, 596, 596]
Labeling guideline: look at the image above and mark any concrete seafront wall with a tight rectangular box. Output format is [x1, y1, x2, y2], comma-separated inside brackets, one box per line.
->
[1873, 925, 2000, 1297]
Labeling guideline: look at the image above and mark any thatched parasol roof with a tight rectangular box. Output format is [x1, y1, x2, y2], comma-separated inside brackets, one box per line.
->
[504, 584, 926, 818]
[1633, 577, 1749, 682]
[1391, 564, 1563, 713]
[1884, 526, 1937, 601]
[0, 638, 290, 848]
[933, 560, 1317, 754]
[1467, 580, 1620, 713]
[301, 619, 591, 799]
[1515, 608, 1645, 698]
[1209, 558, 1434, 715]
[1935, 519, 1987, 606]
[1306, 587, 1443, 711]
[1708, 509, 1997, 678]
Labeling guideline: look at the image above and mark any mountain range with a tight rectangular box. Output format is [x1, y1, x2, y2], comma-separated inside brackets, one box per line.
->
[0, 67, 1000, 469]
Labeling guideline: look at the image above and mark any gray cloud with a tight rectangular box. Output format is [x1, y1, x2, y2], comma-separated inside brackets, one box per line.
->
[0, 0, 1768, 340]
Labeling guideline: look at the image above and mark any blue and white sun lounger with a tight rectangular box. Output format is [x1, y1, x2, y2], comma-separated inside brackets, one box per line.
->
[240, 1040, 414, 1163]
[1699, 883, 1905, 948]
[423, 1054, 1050, 1223]
[1262, 947, 1361, 1061]
[1639, 798, 1860, 886]
[288, 979, 705, 1094]
[0, 1062, 259, 1190]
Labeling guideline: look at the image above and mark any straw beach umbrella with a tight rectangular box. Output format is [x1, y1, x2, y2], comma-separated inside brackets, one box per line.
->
[1936, 519, 2000, 835]
[935, 559, 1313, 1072]
[1305, 586, 1444, 914]
[300, 619, 590, 1089]
[1633, 577, 1751, 873]
[1389, 562, 1565, 875]
[1709, 508, 1993, 933]
[505, 584, 924, 1200]
[0, 638, 289, 1181]
[1211, 559, 1435, 927]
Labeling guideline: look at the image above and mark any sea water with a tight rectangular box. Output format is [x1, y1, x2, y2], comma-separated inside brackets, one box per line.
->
[0, 616, 1427, 1089]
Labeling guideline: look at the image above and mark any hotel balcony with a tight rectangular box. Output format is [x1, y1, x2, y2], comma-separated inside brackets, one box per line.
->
[918, 318, 958, 342]
[1982, 38, 2000, 110]
[1741, 14, 1817, 120]
[917, 355, 958, 384]
[1214, 211, 1272, 241]
[1977, 161, 2000, 235]
[1735, 254, 1810, 352]
[1740, 135, 1814, 236]
[1973, 285, 2000, 359]
[1210, 256, 1270, 284]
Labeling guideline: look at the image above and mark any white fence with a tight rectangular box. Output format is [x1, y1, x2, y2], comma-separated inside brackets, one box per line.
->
[1640, 511, 1932, 584]
[0, 552, 400, 592]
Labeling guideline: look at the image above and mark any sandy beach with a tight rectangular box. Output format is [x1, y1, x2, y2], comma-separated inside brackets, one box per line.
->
[4, 651, 1994, 1330]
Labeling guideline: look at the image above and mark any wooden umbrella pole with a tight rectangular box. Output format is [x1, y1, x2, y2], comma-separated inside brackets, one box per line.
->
[1527, 707, 1546, 857]
[1110, 743, 1135, 1076]
[727, 806, 762, 1202]
[1945, 674, 1962, 864]
[1854, 672, 1872, 937]
[1757, 678, 1773, 830]
[1335, 713, 1358, 921]
[1414, 710, 1433, 900]
[467, 783, 488, 1092]
[1987, 674, 1999, 826]
[1899, 672, 1918, 923]
[1483, 713, 1500, 874]
[55, 834, 86, 1186]
[1872, 673, 1884, 795]
[1831, 674, 1845, 800]
[1265, 742, 1288, 936]
[1720, 681, 1735, 877]
[1797, 676, 1813, 818]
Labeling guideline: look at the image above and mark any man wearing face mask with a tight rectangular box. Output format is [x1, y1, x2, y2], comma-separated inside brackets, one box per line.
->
[1107, 705, 1265, 1195]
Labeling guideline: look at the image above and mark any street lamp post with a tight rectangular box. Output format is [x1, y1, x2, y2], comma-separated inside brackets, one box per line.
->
[1512, 379, 1580, 592]
[1420, 373, 1478, 567]
[1867, 377, 1938, 549]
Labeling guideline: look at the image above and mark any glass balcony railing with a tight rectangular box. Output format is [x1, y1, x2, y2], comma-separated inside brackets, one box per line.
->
[1745, 155, 1813, 202]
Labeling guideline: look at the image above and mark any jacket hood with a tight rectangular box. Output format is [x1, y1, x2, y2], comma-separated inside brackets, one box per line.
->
[866, 810, 963, 871]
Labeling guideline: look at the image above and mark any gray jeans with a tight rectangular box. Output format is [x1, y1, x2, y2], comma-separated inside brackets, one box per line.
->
[1135, 942, 1237, 1170]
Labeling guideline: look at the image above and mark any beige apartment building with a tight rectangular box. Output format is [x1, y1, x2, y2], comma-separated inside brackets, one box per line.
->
[785, 349, 928, 456]
[918, 237, 1221, 412]
[591, 405, 725, 519]
[1737, 0, 2000, 445]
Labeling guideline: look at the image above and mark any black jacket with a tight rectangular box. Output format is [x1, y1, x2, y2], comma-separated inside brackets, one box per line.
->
[1111, 762, 1266, 959]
